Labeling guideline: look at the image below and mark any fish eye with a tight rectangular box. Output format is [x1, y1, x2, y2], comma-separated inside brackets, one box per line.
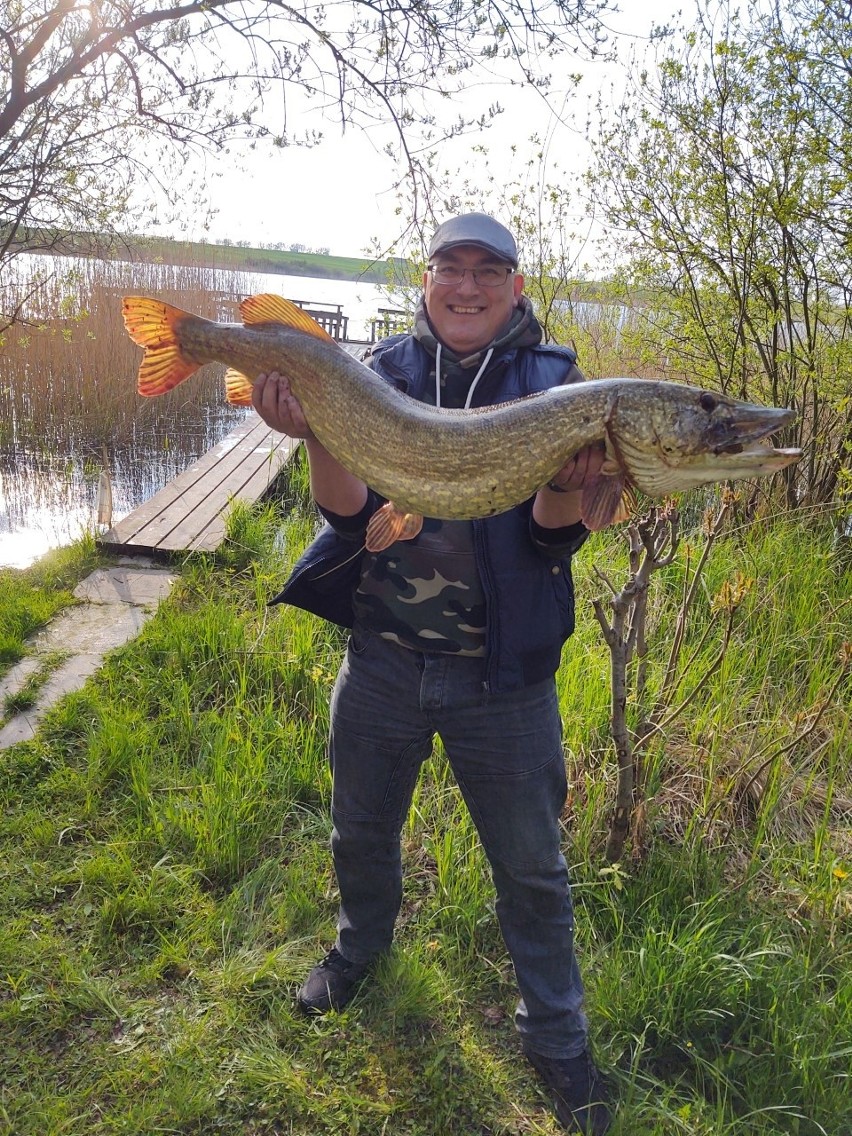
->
[699, 392, 718, 412]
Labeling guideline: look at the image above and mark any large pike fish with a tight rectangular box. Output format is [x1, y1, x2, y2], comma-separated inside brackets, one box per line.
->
[122, 293, 800, 550]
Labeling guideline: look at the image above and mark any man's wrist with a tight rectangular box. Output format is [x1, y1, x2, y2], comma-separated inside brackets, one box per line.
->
[534, 484, 583, 528]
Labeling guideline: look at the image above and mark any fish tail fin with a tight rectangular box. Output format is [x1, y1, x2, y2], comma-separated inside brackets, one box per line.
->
[365, 503, 423, 552]
[122, 297, 200, 396]
[224, 367, 255, 406]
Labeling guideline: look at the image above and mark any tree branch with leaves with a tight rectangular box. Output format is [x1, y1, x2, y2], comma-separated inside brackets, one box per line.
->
[587, 0, 852, 511]
[1, 0, 614, 326]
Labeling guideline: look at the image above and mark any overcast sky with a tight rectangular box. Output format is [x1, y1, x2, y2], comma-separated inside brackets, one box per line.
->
[172, 2, 685, 261]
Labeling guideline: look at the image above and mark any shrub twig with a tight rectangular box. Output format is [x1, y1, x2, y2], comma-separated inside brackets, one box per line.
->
[593, 504, 680, 863]
[593, 498, 748, 863]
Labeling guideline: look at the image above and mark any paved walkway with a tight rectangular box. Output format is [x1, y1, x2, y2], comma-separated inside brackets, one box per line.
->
[0, 562, 177, 749]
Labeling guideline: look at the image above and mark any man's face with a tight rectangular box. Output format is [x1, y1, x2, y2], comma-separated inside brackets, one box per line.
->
[423, 245, 524, 356]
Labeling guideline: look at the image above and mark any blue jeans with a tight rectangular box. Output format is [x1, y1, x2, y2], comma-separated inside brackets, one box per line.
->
[327, 628, 589, 1058]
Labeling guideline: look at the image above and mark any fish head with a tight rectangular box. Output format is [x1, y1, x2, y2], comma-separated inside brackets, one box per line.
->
[609, 383, 802, 496]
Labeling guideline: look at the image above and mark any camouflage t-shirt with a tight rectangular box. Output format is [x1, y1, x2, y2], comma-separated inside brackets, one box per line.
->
[350, 296, 557, 657]
[353, 518, 486, 656]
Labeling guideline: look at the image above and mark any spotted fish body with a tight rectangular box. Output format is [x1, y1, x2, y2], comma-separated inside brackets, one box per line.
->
[122, 293, 801, 535]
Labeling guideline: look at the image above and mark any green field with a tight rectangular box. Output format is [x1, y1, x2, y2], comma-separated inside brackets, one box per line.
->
[15, 229, 415, 285]
[1, 463, 850, 1136]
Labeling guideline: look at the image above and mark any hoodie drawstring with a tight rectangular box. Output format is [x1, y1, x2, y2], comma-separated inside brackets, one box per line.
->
[435, 343, 495, 410]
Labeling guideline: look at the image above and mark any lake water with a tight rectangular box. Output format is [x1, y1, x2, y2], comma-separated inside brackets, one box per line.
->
[0, 262, 397, 568]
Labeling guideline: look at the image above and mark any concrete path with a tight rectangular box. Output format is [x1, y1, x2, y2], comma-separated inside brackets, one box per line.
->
[0, 562, 177, 749]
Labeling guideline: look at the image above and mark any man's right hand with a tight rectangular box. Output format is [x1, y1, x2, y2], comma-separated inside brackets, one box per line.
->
[252, 372, 314, 439]
[252, 370, 369, 515]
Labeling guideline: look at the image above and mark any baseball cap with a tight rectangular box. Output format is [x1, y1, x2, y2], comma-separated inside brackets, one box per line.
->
[428, 212, 519, 268]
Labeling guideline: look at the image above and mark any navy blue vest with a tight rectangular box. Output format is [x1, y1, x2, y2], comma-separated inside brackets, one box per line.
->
[272, 336, 587, 692]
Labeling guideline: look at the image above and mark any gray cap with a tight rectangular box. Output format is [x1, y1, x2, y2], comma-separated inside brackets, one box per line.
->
[428, 212, 519, 268]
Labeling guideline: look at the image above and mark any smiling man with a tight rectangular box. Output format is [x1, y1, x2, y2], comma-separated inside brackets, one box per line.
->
[252, 213, 612, 1134]
[421, 219, 525, 357]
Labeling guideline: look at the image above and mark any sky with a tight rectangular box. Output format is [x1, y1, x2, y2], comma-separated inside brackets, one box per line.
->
[175, 2, 686, 262]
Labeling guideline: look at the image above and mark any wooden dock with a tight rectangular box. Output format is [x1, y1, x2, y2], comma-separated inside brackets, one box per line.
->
[98, 414, 299, 557]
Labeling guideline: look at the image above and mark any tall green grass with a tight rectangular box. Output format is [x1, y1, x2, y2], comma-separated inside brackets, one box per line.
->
[0, 481, 849, 1134]
[0, 536, 101, 672]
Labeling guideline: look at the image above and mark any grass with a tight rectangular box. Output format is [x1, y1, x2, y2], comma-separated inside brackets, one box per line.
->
[0, 468, 850, 1135]
[0, 536, 102, 673]
[1, 650, 70, 719]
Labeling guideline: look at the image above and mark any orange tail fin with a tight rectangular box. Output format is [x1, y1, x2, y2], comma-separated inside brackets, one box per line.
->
[122, 297, 200, 396]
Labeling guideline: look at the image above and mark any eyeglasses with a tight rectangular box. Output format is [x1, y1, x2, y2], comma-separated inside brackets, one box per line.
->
[428, 264, 514, 287]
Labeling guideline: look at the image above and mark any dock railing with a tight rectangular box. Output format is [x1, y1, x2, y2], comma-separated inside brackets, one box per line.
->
[213, 294, 349, 340]
[370, 308, 409, 343]
[294, 302, 349, 340]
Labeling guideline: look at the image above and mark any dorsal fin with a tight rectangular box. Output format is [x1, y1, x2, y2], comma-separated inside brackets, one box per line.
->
[239, 294, 335, 342]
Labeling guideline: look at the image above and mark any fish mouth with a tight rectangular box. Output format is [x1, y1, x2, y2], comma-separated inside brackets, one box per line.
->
[710, 405, 794, 455]
[710, 404, 800, 473]
[712, 441, 802, 469]
[649, 438, 801, 496]
[700, 403, 801, 480]
[627, 403, 801, 496]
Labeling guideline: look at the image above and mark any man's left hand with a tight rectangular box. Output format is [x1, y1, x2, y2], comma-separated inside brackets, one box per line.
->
[548, 443, 606, 491]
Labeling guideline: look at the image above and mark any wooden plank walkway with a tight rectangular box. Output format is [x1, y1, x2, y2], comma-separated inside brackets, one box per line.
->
[98, 414, 299, 557]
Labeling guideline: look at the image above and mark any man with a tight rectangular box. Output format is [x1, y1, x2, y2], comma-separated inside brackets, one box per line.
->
[252, 213, 612, 1135]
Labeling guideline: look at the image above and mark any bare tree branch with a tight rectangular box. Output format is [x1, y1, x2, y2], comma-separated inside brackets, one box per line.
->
[1, 0, 614, 321]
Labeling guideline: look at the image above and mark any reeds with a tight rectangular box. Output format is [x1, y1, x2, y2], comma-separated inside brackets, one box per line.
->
[1, 256, 252, 440]
[1, 258, 255, 562]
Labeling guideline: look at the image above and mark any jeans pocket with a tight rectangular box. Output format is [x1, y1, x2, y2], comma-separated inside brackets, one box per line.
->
[459, 750, 567, 869]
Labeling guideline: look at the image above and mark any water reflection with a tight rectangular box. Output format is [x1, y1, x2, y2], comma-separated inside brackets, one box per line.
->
[1, 256, 397, 568]
[0, 406, 249, 568]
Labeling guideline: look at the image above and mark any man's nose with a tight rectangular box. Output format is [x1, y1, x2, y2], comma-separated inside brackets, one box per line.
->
[455, 270, 480, 295]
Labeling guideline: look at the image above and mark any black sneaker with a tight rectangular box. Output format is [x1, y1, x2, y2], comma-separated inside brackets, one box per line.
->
[524, 1048, 613, 1135]
[296, 948, 371, 1014]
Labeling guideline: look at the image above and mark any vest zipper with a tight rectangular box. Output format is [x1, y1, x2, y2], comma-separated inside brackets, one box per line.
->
[473, 519, 497, 693]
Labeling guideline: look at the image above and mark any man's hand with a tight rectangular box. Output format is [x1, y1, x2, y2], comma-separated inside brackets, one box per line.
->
[548, 442, 606, 491]
[533, 442, 607, 529]
[253, 370, 370, 516]
[252, 372, 314, 439]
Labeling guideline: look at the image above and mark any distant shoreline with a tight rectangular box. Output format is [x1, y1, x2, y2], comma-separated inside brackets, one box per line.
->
[12, 228, 621, 304]
[13, 229, 414, 286]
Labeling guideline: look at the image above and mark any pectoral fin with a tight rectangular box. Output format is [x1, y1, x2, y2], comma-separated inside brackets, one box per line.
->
[581, 470, 636, 531]
[365, 503, 424, 553]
